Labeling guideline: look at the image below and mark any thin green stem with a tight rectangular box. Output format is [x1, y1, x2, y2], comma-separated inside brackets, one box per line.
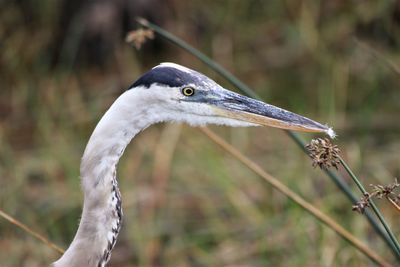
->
[135, 18, 400, 262]
[340, 157, 400, 256]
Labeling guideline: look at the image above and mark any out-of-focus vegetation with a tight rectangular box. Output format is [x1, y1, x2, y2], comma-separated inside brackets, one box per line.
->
[1, 1, 399, 266]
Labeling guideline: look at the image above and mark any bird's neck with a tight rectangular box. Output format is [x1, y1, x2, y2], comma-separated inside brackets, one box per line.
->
[53, 90, 159, 267]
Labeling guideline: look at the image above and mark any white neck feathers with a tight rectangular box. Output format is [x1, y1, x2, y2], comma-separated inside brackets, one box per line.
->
[52, 89, 159, 267]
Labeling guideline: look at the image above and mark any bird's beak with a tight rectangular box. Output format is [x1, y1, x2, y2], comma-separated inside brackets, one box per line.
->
[208, 89, 335, 137]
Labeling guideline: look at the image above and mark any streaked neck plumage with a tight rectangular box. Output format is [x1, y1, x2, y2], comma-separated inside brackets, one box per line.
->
[52, 89, 160, 267]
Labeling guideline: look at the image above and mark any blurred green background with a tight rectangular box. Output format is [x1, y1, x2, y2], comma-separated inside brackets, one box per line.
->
[1, 0, 399, 266]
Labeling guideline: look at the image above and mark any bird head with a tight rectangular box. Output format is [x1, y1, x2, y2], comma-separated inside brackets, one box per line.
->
[128, 62, 335, 138]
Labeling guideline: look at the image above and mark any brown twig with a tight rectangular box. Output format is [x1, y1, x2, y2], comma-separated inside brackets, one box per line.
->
[199, 127, 392, 267]
[0, 208, 64, 254]
[387, 197, 400, 212]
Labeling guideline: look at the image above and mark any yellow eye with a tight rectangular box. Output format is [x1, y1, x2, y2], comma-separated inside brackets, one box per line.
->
[182, 87, 195, 96]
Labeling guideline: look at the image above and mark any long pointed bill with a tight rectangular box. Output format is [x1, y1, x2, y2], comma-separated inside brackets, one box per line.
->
[209, 90, 336, 138]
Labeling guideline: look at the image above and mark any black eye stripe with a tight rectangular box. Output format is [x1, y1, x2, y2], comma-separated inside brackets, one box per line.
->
[182, 87, 195, 96]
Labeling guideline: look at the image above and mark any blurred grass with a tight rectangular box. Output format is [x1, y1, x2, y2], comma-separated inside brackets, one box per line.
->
[135, 17, 400, 260]
[1, 0, 400, 266]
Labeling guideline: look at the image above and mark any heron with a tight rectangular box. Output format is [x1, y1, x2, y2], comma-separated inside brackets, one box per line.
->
[52, 62, 334, 267]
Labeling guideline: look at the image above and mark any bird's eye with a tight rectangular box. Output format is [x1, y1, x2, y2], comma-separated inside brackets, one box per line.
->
[182, 87, 195, 96]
